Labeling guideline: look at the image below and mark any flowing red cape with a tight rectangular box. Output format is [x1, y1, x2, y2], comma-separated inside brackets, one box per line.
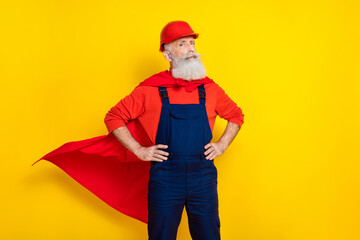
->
[34, 71, 214, 223]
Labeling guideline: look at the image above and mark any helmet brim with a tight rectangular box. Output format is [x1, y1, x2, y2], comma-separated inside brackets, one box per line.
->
[160, 33, 199, 52]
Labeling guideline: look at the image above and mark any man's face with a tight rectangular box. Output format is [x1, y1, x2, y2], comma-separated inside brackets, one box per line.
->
[168, 36, 196, 60]
[163, 36, 206, 81]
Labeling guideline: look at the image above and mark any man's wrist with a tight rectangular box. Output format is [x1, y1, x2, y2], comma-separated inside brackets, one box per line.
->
[216, 140, 229, 152]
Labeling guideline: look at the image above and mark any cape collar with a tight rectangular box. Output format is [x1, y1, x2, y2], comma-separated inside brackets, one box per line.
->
[139, 70, 214, 92]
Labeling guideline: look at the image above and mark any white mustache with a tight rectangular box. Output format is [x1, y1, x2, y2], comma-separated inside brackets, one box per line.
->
[181, 52, 201, 60]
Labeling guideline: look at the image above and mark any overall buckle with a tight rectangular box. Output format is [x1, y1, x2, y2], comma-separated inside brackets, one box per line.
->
[159, 89, 168, 99]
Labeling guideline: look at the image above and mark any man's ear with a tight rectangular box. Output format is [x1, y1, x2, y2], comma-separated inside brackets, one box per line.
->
[163, 51, 172, 62]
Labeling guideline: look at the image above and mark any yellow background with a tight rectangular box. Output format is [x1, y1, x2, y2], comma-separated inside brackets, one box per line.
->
[1, 0, 359, 239]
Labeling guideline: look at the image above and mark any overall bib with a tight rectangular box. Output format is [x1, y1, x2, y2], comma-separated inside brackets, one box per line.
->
[148, 85, 220, 240]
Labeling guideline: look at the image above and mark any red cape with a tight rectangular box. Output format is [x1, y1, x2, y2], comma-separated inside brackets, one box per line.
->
[34, 71, 214, 223]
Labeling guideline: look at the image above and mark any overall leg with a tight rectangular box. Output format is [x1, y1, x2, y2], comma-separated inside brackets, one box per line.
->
[148, 200, 184, 240]
[148, 160, 186, 240]
[186, 159, 220, 240]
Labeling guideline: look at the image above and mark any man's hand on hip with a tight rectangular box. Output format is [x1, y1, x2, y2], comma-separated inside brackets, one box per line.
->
[204, 142, 226, 160]
[112, 126, 169, 162]
[204, 122, 240, 160]
[135, 144, 169, 162]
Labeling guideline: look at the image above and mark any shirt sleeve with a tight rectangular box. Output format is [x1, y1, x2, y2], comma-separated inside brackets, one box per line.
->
[104, 86, 146, 133]
[215, 84, 244, 128]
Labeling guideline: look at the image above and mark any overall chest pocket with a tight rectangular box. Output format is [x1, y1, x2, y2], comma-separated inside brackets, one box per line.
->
[168, 105, 205, 153]
[168, 105, 202, 120]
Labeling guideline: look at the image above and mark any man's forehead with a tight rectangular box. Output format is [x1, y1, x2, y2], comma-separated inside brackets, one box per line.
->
[174, 36, 195, 43]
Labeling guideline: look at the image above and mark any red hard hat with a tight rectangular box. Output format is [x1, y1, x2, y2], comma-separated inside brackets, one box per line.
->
[160, 21, 199, 52]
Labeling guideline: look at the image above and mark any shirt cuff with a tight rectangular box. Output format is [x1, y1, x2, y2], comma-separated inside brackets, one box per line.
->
[228, 118, 244, 129]
[105, 120, 126, 133]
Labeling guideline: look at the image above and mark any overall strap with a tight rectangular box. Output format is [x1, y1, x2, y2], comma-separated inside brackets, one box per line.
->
[159, 85, 205, 105]
[198, 84, 206, 105]
[158, 87, 170, 105]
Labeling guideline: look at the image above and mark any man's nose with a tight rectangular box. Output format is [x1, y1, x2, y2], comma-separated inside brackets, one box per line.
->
[188, 44, 195, 53]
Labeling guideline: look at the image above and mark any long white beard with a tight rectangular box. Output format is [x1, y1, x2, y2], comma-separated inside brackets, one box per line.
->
[171, 52, 207, 81]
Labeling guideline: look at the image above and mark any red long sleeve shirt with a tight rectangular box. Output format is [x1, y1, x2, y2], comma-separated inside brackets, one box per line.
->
[105, 79, 244, 145]
[38, 72, 244, 224]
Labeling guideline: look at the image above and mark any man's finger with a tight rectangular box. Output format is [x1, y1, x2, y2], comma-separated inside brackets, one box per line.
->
[204, 147, 214, 156]
[156, 150, 169, 156]
[156, 144, 168, 149]
[154, 154, 167, 161]
[151, 157, 164, 162]
[206, 152, 216, 160]
[204, 143, 211, 149]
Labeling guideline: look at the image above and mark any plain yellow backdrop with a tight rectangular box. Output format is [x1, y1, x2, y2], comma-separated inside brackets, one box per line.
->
[1, 0, 359, 239]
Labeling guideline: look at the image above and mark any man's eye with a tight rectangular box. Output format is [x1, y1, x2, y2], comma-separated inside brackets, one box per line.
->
[179, 44, 183, 46]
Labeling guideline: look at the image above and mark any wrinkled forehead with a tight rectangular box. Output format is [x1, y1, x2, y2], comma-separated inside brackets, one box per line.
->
[172, 36, 195, 44]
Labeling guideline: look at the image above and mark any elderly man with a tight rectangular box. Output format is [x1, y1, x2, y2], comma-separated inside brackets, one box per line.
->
[37, 20, 244, 240]
[104, 21, 244, 240]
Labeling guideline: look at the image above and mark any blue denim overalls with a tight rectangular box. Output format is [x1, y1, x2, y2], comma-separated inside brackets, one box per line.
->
[148, 85, 220, 240]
